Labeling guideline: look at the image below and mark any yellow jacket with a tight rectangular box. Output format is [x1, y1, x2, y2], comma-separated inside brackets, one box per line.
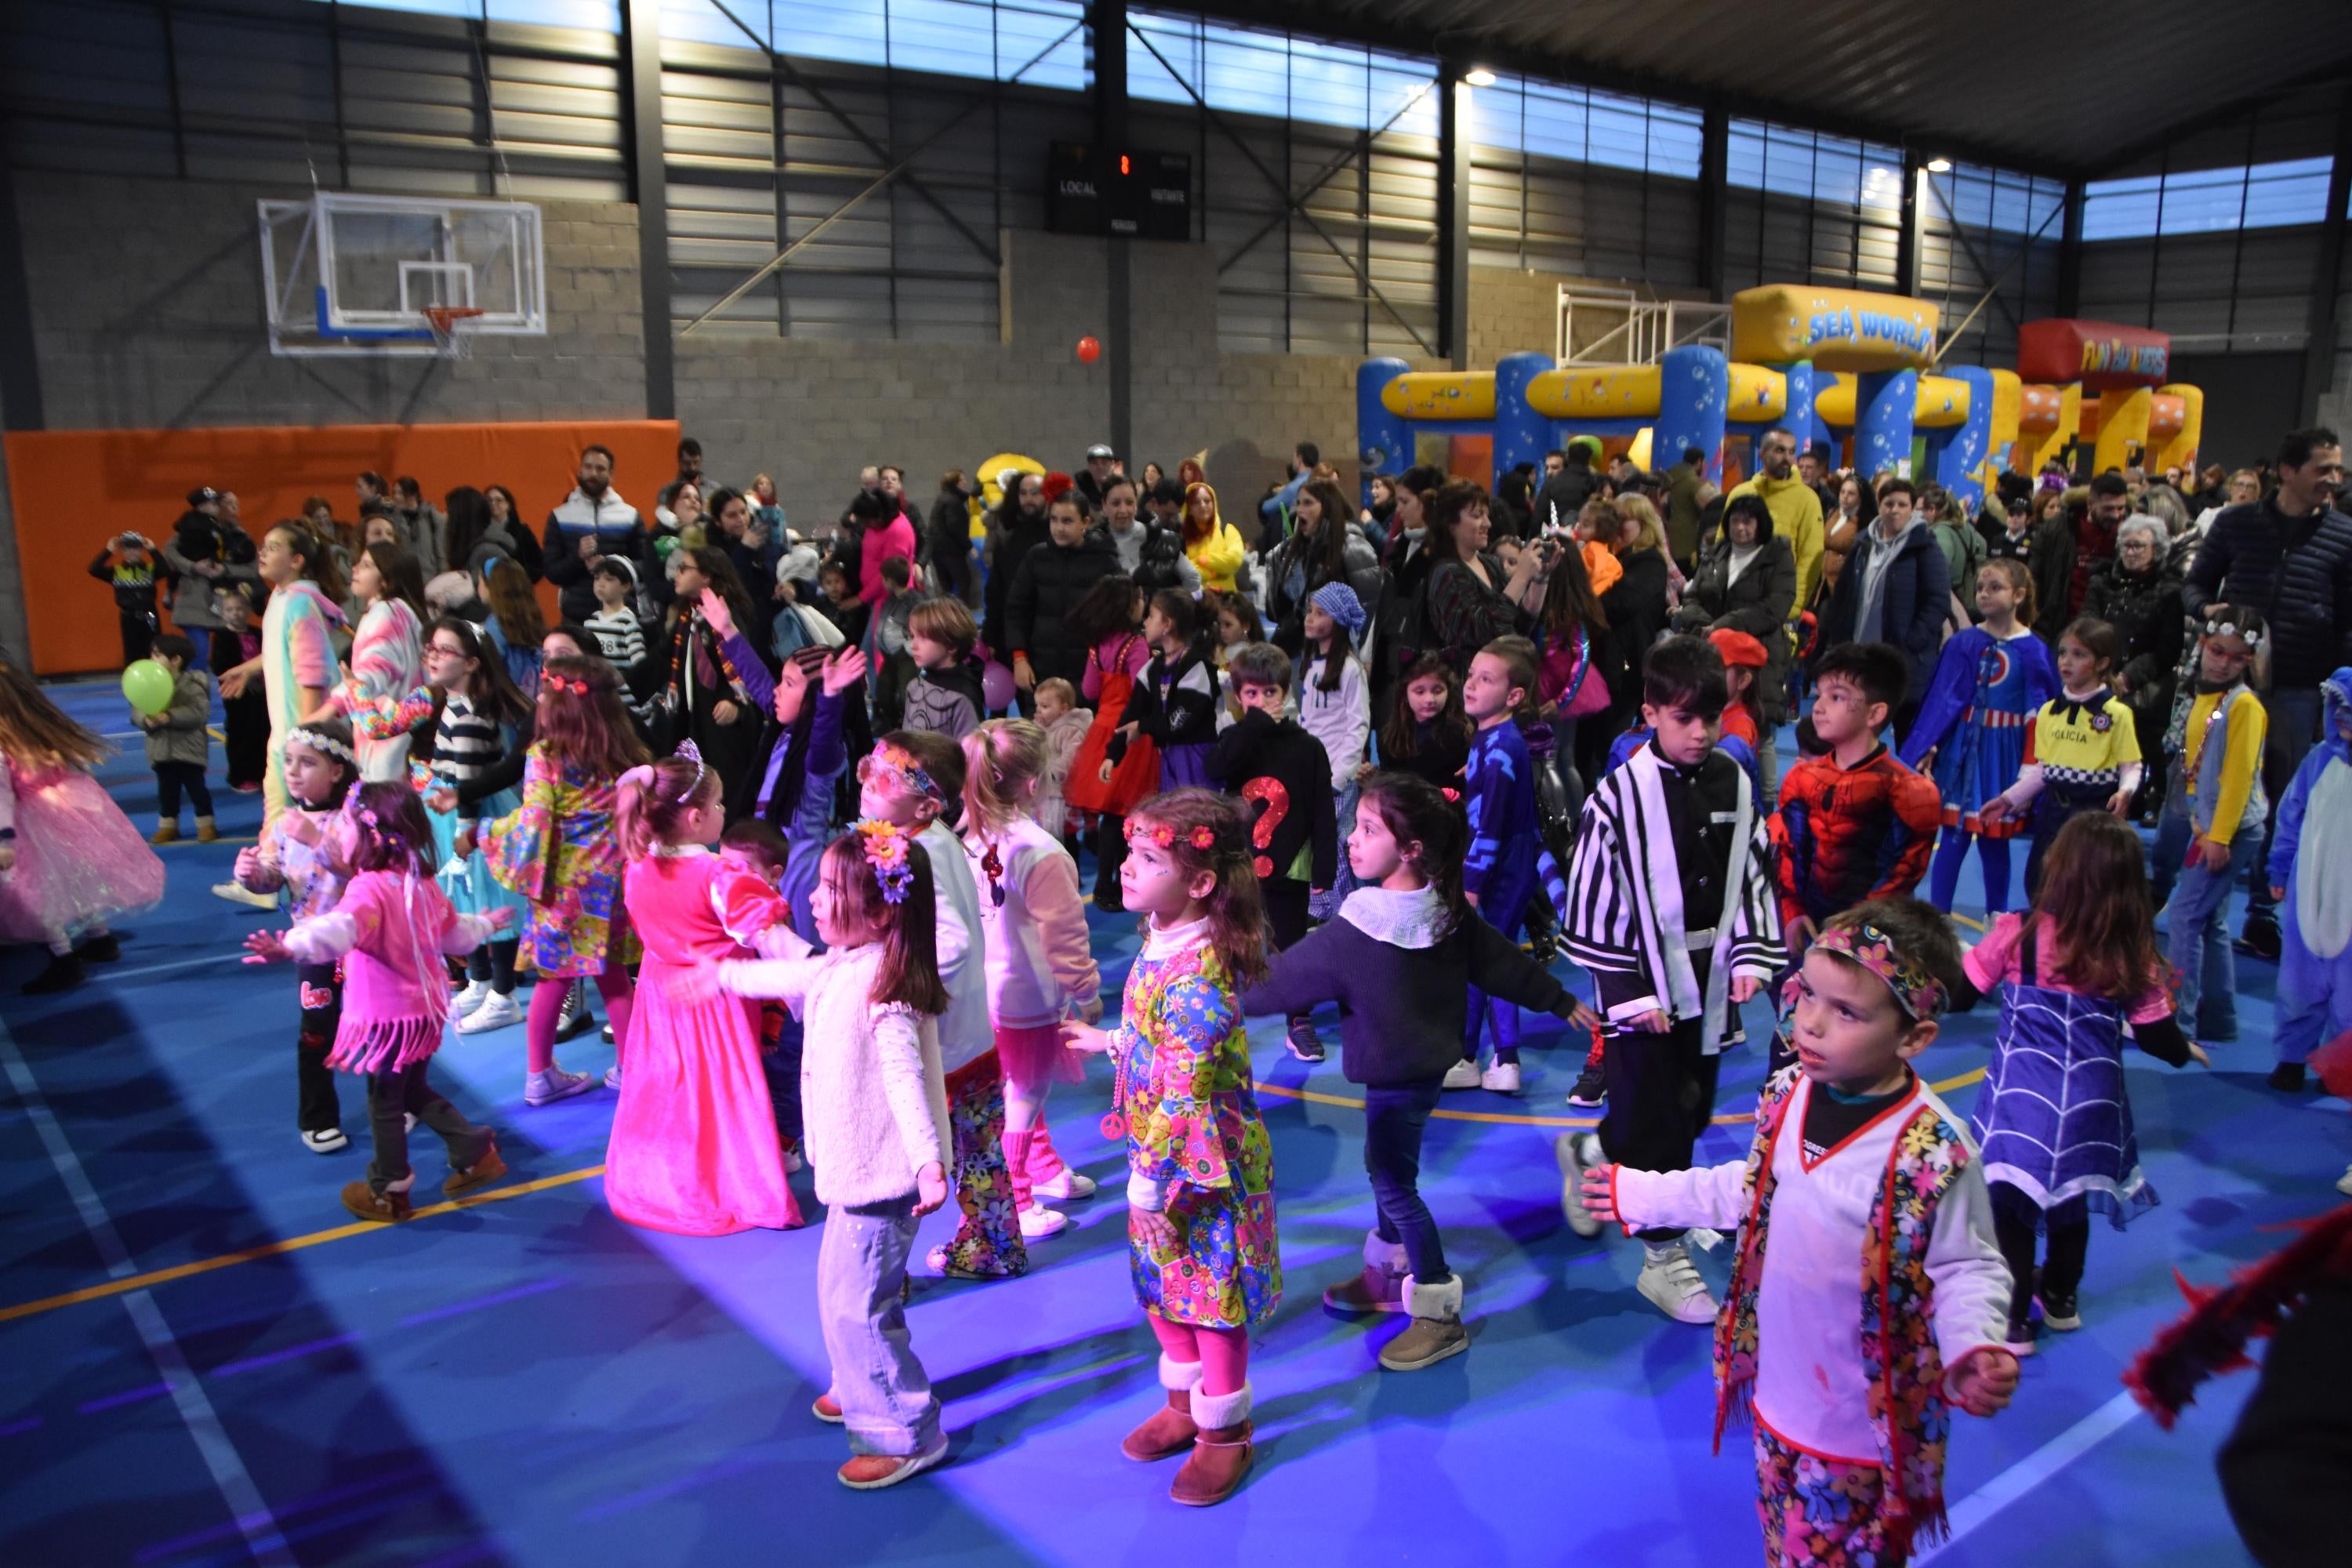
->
[1726, 471, 1827, 619]
[1183, 484, 1247, 592]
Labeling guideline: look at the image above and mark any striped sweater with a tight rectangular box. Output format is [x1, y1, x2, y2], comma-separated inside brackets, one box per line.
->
[1562, 742, 1782, 1052]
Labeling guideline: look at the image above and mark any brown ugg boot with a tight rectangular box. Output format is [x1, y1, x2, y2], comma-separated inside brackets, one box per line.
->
[1321, 1229, 1408, 1314]
[195, 815, 220, 843]
[1170, 1383, 1254, 1506]
[1120, 1355, 1201, 1461]
[149, 819, 180, 844]
[1380, 1273, 1470, 1371]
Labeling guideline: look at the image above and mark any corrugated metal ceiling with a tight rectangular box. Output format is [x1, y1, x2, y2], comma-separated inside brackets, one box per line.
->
[1180, 0, 2352, 175]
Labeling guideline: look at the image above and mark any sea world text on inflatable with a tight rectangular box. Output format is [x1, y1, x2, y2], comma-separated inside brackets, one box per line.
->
[1732, 285, 1942, 372]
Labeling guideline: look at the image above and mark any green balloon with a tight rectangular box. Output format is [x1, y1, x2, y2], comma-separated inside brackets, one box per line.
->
[121, 658, 173, 716]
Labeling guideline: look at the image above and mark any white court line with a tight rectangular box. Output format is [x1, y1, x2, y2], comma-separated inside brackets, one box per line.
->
[1916, 1389, 2143, 1559]
[108, 954, 249, 984]
[0, 1014, 296, 1566]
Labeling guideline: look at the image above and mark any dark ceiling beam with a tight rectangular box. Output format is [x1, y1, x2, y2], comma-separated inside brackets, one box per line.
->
[2073, 58, 2352, 180]
[1175, 0, 2081, 180]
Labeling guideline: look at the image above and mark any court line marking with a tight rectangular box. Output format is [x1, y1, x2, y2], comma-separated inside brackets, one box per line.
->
[0, 1165, 607, 1326]
[2, 1064, 1993, 1327]
[0, 1014, 296, 1566]
[1915, 1389, 2143, 1559]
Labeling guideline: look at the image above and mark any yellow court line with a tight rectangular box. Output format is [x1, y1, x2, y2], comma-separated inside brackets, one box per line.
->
[149, 836, 260, 848]
[5, 1063, 1999, 1327]
[0, 1165, 605, 1327]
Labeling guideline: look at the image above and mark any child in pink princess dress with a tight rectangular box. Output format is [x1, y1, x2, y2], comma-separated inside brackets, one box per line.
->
[604, 745, 804, 1235]
[0, 656, 166, 995]
[244, 782, 513, 1224]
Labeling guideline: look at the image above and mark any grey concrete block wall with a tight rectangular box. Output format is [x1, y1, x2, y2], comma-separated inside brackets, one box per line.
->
[6, 173, 1615, 587]
[13, 174, 646, 431]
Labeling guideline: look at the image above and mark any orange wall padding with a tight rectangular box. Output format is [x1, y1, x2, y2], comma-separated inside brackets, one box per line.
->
[7, 420, 680, 675]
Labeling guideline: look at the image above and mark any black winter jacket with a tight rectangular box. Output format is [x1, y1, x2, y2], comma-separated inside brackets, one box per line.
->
[1004, 531, 1120, 688]
[2183, 499, 2352, 690]
[2082, 557, 2187, 703]
[984, 504, 1051, 650]
[1820, 520, 1951, 709]
[1672, 534, 1798, 724]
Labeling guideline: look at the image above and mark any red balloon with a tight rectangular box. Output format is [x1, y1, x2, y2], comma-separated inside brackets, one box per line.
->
[1075, 336, 1102, 364]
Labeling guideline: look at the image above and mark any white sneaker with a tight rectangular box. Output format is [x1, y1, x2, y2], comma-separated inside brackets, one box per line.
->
[1441, 1058, 1483, 1091]
[457, 991, 522, 1034]
[604, 1064, 622, 1090]
[1555, 1132, 1602, 1238]
[212, 881, 278, 910]
[785, 1145, 804, 1174]
[404, 1112, 418, 1133]
[1480, 1061, 1521, 1094]
[524, 1066, 598, 1105]
[1033, 1167, 1097, 1202]
[2339, 1163, 2352, 1199]
[1637, 1242, 1719, 1324]
[452, 979, 492, 1017]
[300, 1127, 348, 1154]
[1017, 1202, 1068, 1239]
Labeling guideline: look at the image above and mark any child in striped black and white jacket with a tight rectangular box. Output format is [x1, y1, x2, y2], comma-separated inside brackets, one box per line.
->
[1555, 633, 1784, 1327]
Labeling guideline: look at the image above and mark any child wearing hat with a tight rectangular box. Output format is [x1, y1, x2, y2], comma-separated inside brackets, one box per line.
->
[1708, 627, 1770, 798]
[1298, 583, 1373, 919]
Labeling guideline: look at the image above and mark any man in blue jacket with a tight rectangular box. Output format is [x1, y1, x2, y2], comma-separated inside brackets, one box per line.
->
[542, 444, 646, 624]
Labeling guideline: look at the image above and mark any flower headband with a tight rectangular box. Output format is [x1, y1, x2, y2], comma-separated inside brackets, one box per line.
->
[862, 740, 942, 802]
[2201, 612, 2264, 651]
[287, 727, 357, 766]
[851, 818, 916, 904]
[1812, 921, 1946, 1020]
[543, 670, 590, 695]
[1123, 817, 1245, 855]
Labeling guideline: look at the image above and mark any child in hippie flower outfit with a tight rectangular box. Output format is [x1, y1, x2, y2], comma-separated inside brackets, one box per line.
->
[1063, 788, 1280, 1508]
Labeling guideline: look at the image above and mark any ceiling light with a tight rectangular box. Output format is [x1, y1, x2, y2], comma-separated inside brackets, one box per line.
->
[1926, 158, 1952, 173]
[1464, 67, 1497, 86]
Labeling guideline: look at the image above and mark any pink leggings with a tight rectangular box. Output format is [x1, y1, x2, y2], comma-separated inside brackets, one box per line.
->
[525, 963, 633, 1073]
[1149, 1314, 1248, 1397]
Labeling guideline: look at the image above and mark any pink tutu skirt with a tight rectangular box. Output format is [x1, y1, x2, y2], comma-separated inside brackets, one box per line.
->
[994, 1020, 1083, 1090]
[0, 763, 165, 946]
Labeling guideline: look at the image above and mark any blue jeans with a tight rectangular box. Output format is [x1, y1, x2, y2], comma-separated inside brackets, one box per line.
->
[2165, 833, 2260, 1041]
[817, 1196, 939, 1457]
[2149, 808, 2192, 914]
[2248, 687, 2321, 922]
[1363, 1079, 1449, 1285]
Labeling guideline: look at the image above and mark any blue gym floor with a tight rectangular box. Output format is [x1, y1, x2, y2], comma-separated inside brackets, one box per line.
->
[5, 676, 2343, 1566]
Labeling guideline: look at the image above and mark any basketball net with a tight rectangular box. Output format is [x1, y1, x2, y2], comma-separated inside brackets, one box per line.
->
[422, 305, 486, 359]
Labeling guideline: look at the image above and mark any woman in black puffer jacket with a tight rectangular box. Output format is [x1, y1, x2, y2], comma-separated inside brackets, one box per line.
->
[1671, 492, 1798, 728]
[2082, 514, 2187, 812]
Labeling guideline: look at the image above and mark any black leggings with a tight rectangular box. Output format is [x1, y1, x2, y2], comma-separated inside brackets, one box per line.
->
[467, 938, 521, 996]
[1991, 1180, 2089, 1323]
[154, 760, 213, 819]
[296, 962, 343, 1134]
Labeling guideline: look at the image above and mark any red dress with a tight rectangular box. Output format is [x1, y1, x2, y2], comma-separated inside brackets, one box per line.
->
[605, 848, 803, 1235]
[1067, 632, 1158, 816]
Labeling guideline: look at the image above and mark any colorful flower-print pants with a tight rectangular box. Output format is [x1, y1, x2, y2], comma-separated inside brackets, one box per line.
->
[1753, 1423, 1899, 1567]
[938, 1051, 1028, 1279]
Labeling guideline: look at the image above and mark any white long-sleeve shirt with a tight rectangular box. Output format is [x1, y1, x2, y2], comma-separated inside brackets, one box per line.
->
[1296, 648, 1370, 793]
[964, 815, 1100, 1028]
[724, 938, 949, 1208]
[918, 818, 991, 1073]
[1614, 1074, 2013, 1464]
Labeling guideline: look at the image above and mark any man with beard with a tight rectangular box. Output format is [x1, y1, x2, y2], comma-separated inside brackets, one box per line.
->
[543, 444, 646, 624]
[1728, 427, 1828, 631]
[2184, 426, 2352, 963]
[984, 470, 1052, 655]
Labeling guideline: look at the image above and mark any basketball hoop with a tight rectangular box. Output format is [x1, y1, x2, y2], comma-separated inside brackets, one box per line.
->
[421, 305, 487, 358]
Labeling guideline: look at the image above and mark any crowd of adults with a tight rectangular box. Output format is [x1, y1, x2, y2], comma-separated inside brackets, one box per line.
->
[144, 419, 2350, 956]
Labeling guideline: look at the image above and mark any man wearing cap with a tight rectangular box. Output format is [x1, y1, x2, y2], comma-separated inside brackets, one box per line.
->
[1076, 443, 1120, 511]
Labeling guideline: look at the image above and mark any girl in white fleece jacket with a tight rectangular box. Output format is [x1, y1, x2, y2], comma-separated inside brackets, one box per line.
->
[710, 822, 953, 1492]
[961, 720, 1104, 1243]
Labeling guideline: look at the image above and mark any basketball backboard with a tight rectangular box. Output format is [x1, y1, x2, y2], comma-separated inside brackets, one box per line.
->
[259, 192, 546, 357]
